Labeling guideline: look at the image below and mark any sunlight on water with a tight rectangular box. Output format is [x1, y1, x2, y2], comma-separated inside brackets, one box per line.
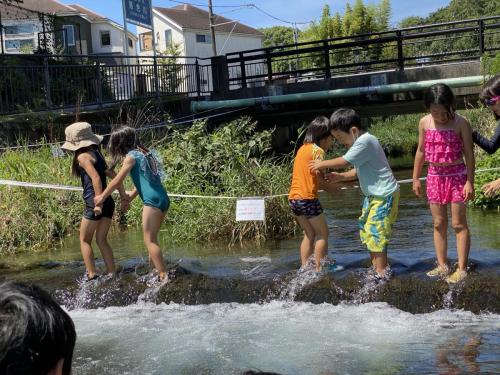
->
[70, 302, 500, 375]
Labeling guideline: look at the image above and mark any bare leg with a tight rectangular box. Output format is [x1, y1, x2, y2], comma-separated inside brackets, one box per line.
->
[95, 217, 116, 275]
[142, 206, 167, 280]
[371, 252, 388, 276]
[295, 215, 315, 267]
[451, 203, 470, 272]
[429, 204, 449, 269]
[308, 213, 329, 272]
[79, 218, 99, 278]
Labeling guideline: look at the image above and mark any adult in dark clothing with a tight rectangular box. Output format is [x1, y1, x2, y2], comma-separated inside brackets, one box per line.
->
[473, 74, 500, 196]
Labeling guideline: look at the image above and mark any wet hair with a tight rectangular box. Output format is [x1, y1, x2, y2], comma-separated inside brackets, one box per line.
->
[303, 116, 331, 144]
[0, 281, 76, 375]
[108, 126, 148, 168]
[329, 108, 366, 133]
[479, 74, 500, 119]
[424, 83, 455, 118]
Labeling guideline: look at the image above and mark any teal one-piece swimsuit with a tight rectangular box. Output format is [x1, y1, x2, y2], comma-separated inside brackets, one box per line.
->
[128, 150, 170, 212]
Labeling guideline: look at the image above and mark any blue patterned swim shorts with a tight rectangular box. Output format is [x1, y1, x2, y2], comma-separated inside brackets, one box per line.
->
[289, 199, 323, 219]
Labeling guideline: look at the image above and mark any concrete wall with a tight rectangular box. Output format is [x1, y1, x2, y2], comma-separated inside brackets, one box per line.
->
[91, 23, 134, 55]
[137, 14, 185, 56]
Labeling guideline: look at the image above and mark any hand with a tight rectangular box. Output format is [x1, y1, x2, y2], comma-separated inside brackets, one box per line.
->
[121, 199, 130, 213]
[463, 181, 475, 201]
[308, 159, 323, 172]
[412, 179, 422, 198]
[94, 194, 104, 207]
[93, 205, 102, 215]
[482, 178, 500, 197]
[325, 172, 344, 183]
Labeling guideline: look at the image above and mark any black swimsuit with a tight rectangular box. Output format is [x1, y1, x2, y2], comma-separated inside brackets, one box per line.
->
[79, 149, 115, 221]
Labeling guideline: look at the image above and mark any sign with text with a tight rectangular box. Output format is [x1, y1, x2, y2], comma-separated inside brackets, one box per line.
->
[236, 199, 265, 222]
[124, 0, 153, 29]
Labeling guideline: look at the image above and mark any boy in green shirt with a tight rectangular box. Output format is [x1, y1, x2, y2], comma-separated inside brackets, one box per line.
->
[310, 108, 400, 279]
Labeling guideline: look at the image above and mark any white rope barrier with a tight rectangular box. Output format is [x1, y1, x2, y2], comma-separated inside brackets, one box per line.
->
[1, 167, 498, 199]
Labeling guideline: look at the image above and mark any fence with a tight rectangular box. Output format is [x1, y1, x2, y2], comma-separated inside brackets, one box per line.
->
[0, 54, 212, 114]
[226, 16, 500, 89]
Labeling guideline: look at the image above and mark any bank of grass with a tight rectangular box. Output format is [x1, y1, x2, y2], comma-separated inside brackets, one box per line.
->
[0, 117, 297, 254]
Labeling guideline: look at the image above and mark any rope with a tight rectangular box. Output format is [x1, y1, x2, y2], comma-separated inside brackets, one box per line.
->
[1, 167, 498, 199]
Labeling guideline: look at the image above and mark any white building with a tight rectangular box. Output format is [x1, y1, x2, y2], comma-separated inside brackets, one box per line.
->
[137, 4, 263, 58]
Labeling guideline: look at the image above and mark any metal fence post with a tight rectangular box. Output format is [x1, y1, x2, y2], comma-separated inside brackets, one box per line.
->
[239, 52, 247, 88]
[153, 55, 160, 99]
[195, 58, 201, 96]
[478, 19, 485, 56]
[323, 41, 331, 79]
[266, 49, 272, 84]
[43, 57, 52, 109]
[96, 58, 102, 106]
[396, 30, 404, 71]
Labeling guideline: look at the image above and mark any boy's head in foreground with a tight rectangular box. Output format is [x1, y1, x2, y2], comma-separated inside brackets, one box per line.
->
[329, 108, 368, 148]
[0, 281, 76, 375]
[304, 115, 334, 151]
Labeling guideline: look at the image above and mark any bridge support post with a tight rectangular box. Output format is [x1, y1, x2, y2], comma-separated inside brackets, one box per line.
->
[323, 41, 331, 79]
[478, 19, 485, 56]
[396, 30, 404, 71]
[211, 55, 229, 97]
[266, 49, 273, 85]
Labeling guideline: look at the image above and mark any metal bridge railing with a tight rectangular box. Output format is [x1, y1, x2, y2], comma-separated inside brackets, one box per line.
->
[0, 54, 213, 114]
[225, 16, 500, 90]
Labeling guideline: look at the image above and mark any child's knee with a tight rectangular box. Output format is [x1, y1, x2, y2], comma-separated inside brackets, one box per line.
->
[433, 217, 448, 231]
[451, 220, 468, 232]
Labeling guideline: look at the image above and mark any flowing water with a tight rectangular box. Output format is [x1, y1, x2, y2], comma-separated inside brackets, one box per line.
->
[2, 171, 499, 374]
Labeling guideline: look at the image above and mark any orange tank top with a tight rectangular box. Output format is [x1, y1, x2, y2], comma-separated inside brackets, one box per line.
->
[288, 143, 325, 200]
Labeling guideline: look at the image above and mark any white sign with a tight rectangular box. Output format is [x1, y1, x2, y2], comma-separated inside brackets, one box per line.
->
[236, 199, 265, 222]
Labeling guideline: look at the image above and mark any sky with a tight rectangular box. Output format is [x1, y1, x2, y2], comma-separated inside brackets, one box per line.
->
[60, 0, 451, 31]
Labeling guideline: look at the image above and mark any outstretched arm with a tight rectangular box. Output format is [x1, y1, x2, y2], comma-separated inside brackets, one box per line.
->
[95, 156, 135, 206]
[309, 156, 350, 172]
[412, 119, 426, 198]
[461, 119, 475, 201]
[472, 125, 500, 154]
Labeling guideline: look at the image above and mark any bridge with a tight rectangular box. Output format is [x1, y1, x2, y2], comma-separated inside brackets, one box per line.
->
[0, 16, 499, 118]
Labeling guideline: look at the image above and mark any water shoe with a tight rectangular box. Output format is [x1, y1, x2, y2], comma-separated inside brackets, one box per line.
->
[426, 265, 449, 278]
[445, 269, 467, 284]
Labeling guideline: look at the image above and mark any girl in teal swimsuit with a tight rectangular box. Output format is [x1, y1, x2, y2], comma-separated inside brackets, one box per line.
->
[94, 126, 169, 281]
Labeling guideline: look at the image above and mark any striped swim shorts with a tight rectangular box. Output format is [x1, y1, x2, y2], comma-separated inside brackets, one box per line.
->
[359, 190, 400, 253]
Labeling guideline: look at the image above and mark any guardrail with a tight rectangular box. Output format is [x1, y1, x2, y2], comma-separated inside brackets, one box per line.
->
[225, 16, 500, 90]
[0, 54, 212, 114]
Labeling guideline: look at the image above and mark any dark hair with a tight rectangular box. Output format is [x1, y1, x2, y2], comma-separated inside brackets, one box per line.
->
[480, 74, 500, 120]
[0, 281, 76, 375]
[108, 126, 148, 168]
[70, 145, 98, 177]
[424, 84, 455, 117]
[303, 116, 331, 144]
[329, 108, 366, 132]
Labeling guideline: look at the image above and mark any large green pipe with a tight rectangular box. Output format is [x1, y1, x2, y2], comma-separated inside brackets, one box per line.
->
[191, 75, 484, 112]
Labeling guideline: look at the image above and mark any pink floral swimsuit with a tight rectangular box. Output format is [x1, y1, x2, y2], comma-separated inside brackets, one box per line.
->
[424, 115, 467, 205]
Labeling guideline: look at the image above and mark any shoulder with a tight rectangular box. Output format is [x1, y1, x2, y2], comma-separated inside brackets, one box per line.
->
[418, 115, 430, 130]
[77, 151, 95, 164]
[127, 150, 142, 159]
[455, 114, 472, 132]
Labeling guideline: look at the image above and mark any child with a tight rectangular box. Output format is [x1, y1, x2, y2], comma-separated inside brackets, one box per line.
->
[289, 116, 335, 272]
[62, 122, 126, 281]
[310, 109, 399, 279]
[94, 126, 169, 281]
[474, 74, 500, 196]
[412, 84, 475, 284]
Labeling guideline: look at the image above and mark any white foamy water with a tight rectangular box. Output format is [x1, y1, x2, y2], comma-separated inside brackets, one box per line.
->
[70, 302, 500, 374]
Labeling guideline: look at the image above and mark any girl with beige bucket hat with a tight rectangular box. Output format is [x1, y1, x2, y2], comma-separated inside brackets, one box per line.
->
[62, 122, 128, 281]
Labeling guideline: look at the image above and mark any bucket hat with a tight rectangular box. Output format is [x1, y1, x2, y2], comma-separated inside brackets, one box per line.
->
[61, 122, 103, 151]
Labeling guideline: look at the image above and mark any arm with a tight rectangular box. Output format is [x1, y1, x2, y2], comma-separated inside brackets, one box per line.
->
[106, 168, 127, 199]
[472, 125, 500, 154]
[461, 119, 475, 201]
[326, 168, 358, 182]
[309, 156, 350, 172]
[95, 156, 135, 206]
[412, 119, 426, 198]
[78, 153, 103, 213]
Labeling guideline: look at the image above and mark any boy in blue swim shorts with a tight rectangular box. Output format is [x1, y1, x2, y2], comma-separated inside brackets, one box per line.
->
[310, 108, 399, 278]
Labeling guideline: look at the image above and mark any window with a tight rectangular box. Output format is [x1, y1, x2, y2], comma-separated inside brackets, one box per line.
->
[196, 34, 211, 44]
[100, 30, 111, 47]
[5, 39, 34, 52]
[139, 32, 152, 51]
[62, 25, 75, 46]
[4, 24, 34, 35]
[128, 38, 133, 48]
[164, 29, 172, 48]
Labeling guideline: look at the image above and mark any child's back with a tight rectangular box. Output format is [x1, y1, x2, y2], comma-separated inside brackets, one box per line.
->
[289, 143, 325, 200]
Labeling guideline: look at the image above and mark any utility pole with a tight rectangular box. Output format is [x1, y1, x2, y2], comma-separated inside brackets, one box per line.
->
[208, 0, 217, 56]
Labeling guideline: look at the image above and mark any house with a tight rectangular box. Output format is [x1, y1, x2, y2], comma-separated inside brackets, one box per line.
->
[0, 0, 137, 57]
[137, 4, 263, 57]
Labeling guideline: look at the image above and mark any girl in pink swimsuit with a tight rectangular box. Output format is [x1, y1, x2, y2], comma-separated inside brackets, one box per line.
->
[412, 84, 475, 284]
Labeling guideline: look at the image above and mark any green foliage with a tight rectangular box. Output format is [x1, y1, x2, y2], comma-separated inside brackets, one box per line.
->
[259, 26, 296, 48]
[482, 52, 500, 76]
[370, 113, 421, 156]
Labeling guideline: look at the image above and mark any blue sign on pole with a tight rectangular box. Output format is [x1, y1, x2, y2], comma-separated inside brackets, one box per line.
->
[124, 0, 153, 29]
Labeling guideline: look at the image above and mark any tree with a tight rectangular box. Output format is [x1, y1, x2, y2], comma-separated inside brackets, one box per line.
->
[259, 26, 296, 48]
